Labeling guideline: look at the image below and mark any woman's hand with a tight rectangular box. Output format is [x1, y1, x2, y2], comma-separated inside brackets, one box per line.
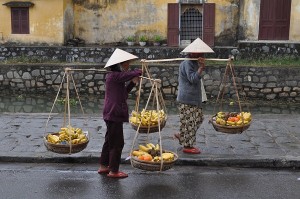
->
[197, 57, 205, 75]
[198, 57, 205, 65]
[132, 76, 140, 84]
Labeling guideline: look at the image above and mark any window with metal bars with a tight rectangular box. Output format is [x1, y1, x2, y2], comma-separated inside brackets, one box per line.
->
[180, 7, 202, 41]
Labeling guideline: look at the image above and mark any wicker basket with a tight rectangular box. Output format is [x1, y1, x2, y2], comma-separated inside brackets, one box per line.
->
[44, 132, 89, 154]
[130, 120, 166, 133]
[131, 151, 178, 171]
[210, 117, 251, 134]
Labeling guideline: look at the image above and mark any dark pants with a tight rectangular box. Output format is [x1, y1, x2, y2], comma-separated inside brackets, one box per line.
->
[100, 120, 124, 173]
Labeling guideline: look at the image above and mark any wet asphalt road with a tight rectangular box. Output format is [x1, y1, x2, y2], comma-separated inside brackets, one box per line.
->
[0, 163, 299, 199]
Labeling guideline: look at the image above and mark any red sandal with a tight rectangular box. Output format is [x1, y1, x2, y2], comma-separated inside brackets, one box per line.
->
[183, 147, 201, 154]
[107, 171, 128, 178]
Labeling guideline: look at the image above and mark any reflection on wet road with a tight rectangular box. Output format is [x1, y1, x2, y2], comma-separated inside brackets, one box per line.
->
[1, 94, 300, 115]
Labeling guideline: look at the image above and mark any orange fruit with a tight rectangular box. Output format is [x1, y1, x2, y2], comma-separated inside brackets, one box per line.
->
[234, 117, 240, 122]
[138, 155, 144, 160]
[228, 117, 236, 122]
[143, 155, 153, 161]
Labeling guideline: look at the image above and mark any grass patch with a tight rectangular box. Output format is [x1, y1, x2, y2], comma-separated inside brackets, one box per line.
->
[1, 55, 60, 64]
[233, 56, 300, 67]
[132, 56, 300, 67]
[1, 54, 299, 67]
[204, 56, 299, 67]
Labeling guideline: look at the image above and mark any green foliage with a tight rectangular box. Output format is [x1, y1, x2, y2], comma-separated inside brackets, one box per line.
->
[153, 35, 163, 42]
[139, 35, 148, 42]
[126, 36, 135, 42]
[57, 98, 78, 106]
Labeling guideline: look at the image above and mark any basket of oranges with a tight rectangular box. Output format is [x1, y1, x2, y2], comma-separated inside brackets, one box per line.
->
[210, 111, 252, 134]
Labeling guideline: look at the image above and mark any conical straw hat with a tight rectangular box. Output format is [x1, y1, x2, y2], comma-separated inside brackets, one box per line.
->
[181, 38, 214, 53]
[104, 48, 138, 68]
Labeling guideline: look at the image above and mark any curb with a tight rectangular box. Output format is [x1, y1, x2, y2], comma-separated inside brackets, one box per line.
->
[1, 155, 300, 169]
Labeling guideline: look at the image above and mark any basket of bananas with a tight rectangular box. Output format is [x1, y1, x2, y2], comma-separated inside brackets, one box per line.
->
[210, 111, 252, 134]
[130, 143, 178, 171]
[129, 109, 167, 133]
[44, 126, 89, 154]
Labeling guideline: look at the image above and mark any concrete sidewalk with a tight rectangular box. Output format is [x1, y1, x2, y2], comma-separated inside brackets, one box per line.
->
[0, 113, 300, 168]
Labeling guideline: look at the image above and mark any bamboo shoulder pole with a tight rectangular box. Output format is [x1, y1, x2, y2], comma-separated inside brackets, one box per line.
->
[140, 57, 234, 63]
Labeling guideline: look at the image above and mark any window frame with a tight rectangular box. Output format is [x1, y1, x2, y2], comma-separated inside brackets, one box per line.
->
[11, 7, 30, 34]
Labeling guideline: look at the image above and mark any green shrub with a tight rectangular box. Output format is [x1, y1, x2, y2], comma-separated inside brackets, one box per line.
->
[126, 36, 135, 42]
[153, 35, 162, 42]
[139, 35, 148, 42]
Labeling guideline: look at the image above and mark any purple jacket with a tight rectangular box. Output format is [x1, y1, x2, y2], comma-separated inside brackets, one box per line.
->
[103, 69, 141, 122]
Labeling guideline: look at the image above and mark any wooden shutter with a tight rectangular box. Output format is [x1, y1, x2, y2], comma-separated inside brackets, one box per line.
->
[203, 3, 215, 47]
[167, 3, 179, 47]
[11, 8, 29, 34]
[259, 0, 291, 40]
[11, 8, 20, 33]
[20, 8, 29, 34]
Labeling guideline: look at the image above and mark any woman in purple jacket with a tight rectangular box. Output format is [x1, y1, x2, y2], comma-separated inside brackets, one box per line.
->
[98, 48, 141, 178]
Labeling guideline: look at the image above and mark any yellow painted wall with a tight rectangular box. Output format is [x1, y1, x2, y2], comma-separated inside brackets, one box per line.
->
[73, 0, 176, 44]
[0, 0, 66, 45]
[290, 0, 300, 41]
[0, 1, 11, 43]
[1, 0, 298, 45]
[205, 0, 239, 45]
[207, 0, 239, 37]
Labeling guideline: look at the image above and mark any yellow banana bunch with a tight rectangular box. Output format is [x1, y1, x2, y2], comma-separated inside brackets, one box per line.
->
[240, 112, 252, 122]
[215, 117, 226, 125]
[47, 134, 60, 144]
[47, 125, 88, 145]
[161, 153, 175, 161]
[146, 143, 155, 149]
[130, 109, 166, 126]
[129, 116, 141, 125]
[139, 144, 151, 153]
[132, 150, 148, 157]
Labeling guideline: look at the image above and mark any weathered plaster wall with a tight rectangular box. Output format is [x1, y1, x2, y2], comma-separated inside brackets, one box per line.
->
[238, 0, 260, 40]
[0, 1, 10, 43]
[0, 0, 67, 45]
[63, 0, 75, 43]
[290, 0, 300, 41]
[208, 0, 239, 46]
[73, 0, 175, 44]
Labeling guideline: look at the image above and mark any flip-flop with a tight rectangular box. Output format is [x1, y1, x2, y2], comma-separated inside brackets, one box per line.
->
[107, 171, 128, 178]
[97, 168, 110, 174]
[183, 147, 201, 154]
